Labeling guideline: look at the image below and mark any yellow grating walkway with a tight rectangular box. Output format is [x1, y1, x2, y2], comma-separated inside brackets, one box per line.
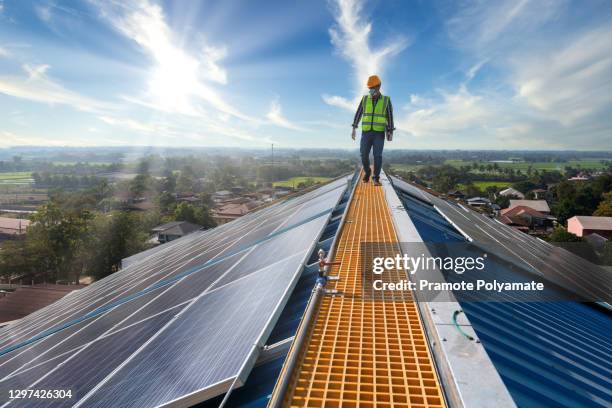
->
[286, 175, 446, 408]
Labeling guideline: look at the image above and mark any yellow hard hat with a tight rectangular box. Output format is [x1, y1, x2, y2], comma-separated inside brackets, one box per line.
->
[367, 75, 381, 88]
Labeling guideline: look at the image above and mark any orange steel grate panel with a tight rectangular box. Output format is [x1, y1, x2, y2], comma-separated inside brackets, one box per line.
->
[286, 174, 446, 408]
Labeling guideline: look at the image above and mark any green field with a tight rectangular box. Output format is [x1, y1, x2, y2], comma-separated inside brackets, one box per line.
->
[391, 158, 610, 173]
[273, 176, 331, 188]
[458, 180, 513, 190]
[0, 172, 33, 184]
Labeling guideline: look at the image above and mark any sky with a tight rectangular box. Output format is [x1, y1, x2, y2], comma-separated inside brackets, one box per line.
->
[0, 0, 611, 150]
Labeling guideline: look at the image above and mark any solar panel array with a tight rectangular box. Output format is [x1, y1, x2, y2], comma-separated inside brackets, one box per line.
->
[390, 176, 612, 302]
[0, 176, 350, 407]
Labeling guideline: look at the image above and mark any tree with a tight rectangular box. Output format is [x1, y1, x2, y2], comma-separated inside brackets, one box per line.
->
[27, 202, 93, 283]
[174, 202, 216, 228]
[85, 212, 148, 280]
[464, 183, 482, 198]
[174, 202, 198, 223]
[548, 227, 582, 243]
[594, 191, 612, 216]
[130, 174, 150, 197]
[177, 166, 196, 193]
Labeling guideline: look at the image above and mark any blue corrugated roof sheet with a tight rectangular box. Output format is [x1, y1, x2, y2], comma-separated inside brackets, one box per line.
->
[393, 180, 612, 408]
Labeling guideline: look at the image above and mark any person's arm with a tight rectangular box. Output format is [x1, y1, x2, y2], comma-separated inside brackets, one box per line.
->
[386, 98, 395, 132]
[352, 97, 364, 128]
[351, 97, 363, 140]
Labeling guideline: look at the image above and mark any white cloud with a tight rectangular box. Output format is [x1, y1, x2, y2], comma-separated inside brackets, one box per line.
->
[98, 115, 158, 133]
[511, 25, 612, 125]
[35, 5, 52, 22]
[0, 47, 8, 57]
[394, 0, 612, 149]
[445, 0, 566, 57]
[266, 99, 305, 131]
[0, 64, 113, 113]
[95, 0, 252, 121]
[321, 94, 355, 111]
[398, 85, 499, 138]
[203, 45, 228, 85]
[324, 0, 408, 109]
[0, 131, 104, 147]
[24, 63, 50, 80]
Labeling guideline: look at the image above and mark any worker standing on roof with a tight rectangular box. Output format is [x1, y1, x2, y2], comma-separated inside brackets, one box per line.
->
[351, 75, 394, 186]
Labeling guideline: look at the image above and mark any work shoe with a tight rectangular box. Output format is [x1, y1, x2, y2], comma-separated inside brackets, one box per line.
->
[372, 178, 382, 186]
[362, 175, 370, 183]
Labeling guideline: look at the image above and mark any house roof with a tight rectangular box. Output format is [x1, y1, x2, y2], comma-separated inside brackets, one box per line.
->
[508, 199, 550, 213]
[501, 205, 551, 219]
[569, 215, 612, 231]
[152, 221, 201, 235]
[0, 217, 31, 235]
[467, 196, 490, 203]
[0, 285, 84, 323]
[499, 187, 524, 197]
[213, 200, 260, 217]
[213, 190, 233, 196]
[390, 175, 612, 408]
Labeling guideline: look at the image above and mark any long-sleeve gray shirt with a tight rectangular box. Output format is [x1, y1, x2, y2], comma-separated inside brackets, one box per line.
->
[352, 95, 395, 131]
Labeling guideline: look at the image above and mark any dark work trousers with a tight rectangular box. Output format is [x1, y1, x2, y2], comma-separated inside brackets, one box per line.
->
[360, 130, 385, 180]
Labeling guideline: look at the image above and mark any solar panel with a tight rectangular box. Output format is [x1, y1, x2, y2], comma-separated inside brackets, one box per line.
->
[389, 175, 433, 204]
[422, 188, 612, 302]
[0, 175, 351, 407]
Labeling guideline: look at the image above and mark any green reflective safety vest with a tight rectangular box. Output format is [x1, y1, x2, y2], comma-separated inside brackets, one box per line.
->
[361, 94, 389, 132]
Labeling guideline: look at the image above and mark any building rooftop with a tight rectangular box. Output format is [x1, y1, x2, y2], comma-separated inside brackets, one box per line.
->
[508, 199, 551, 213]
[569, 215, 612, 230]
[0, 216, 30, 236]
[499, 187, 525, 198]
[151, 220, 201, 236]
[501, 205, 553, 219]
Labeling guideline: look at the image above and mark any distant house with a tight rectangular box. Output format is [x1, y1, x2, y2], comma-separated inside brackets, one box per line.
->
[211, 190, 234, 203]
[0, 217, 31, 241]
[0, 284, 84, 324]
[508, 199, 550, 214]
[177, 196, 200, 203]
[467, 197, 491, 207]
[499, 187, 525, 199]
[151, 221, 201, 243]
[127, 199, 155, 211]
[568, 172, 590, 182]
[212, 201, 261, 224]
[499, 206, 555, 233]
[567, 216, 612, 238]
[447, 189, 465, 199]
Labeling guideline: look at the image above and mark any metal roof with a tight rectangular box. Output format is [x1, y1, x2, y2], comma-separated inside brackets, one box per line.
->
[390, 175, 612, 408]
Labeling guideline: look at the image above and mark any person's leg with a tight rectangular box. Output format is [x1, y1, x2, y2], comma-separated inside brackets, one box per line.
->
[372, 132, 385, 181]
[360, 132, 373, 181]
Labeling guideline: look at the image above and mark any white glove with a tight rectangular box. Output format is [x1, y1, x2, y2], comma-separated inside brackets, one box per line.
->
[351, 128, 356, 140]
